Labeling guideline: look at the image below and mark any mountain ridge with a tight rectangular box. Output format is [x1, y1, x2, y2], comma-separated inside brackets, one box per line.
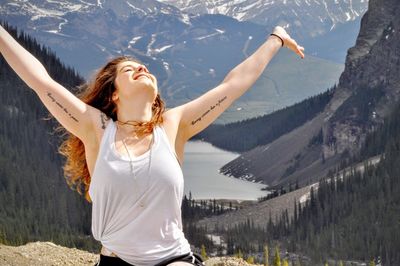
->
[158, 0, 368, 40]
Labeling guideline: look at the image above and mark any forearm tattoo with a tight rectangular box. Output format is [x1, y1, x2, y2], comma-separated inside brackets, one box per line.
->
[191, 96, 227, 126]
[47, 92, 79, 122]
[100, 112, 109, 129]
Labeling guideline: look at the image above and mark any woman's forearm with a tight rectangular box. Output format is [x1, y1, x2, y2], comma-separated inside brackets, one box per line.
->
[0, 26, 51, 91]
[222, 35, 282, 99]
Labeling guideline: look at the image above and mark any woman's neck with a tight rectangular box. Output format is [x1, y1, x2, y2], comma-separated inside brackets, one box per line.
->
[116, 98, 153, 123]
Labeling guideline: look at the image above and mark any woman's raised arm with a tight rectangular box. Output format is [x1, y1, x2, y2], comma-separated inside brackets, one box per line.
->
[0, 25, 100, 142]
[166, 26, 304, 142]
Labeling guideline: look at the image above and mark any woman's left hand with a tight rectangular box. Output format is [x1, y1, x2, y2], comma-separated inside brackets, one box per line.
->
[272, 26, 305, 59]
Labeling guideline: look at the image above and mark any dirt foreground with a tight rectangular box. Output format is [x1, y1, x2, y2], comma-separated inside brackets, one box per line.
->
[0, 242, 260, 266]
[0, 242, 98, 266]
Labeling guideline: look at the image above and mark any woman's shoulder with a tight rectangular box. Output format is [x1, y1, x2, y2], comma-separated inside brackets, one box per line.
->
[163, 106, 185, 124]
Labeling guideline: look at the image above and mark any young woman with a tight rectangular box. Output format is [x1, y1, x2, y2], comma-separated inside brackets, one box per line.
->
[0, 24, 304, 266]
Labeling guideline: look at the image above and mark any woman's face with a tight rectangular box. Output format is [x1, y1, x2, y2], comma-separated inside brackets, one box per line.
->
[113, 61, 158, 101]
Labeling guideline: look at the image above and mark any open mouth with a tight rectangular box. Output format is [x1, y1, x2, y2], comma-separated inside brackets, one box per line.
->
[134, 74, 150, 80]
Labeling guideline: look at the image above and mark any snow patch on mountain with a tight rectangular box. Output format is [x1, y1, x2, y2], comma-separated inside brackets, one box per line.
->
[158, 0, 368, 38]
[180, 13, 191, 25]
[153, 44, 174, 53]
[146, 34, 157, 56]
[29, 3, 65, 20]
[195, 29, 225, 40]
[126, 1, 147, 15]
[129, 36, 142, 45]
[163, 61, 170, 70]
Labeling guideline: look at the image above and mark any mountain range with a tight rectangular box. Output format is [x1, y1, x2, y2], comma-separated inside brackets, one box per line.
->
[158, 0, 368, 39]
[0, 0, 363, 122]
[159, 0, 369, 62]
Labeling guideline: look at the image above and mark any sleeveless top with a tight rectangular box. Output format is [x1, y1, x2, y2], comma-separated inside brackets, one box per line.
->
[88, 120, 191, 266]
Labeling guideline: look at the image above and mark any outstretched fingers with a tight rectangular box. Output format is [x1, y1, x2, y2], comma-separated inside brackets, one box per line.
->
[285, 38, 305, 59]
[296, 45, 305, 59]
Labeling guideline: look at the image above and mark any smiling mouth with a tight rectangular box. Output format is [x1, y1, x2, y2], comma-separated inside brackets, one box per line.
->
[134, 74, 150, 80]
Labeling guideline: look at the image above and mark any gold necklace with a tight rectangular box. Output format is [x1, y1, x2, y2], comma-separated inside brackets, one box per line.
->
[116, 120, 141, 127]
[116, 120, 153, 135]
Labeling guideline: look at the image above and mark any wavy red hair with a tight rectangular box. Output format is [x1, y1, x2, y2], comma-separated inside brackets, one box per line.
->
[58, 56, 165, 201]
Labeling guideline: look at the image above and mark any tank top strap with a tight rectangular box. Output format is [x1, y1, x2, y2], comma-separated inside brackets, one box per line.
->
[97, 119, 116, 158]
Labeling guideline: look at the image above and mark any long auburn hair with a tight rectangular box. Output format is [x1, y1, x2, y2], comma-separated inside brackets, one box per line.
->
[59, 56, 165, 201]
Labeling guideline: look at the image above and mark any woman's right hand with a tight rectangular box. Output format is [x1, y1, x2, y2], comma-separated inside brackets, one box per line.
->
[272, 26, 305, 59]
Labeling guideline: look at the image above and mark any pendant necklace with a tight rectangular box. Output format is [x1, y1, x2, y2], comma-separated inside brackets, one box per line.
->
[119, 129, 153, 179]
[121, 137, 135, 175]
[118, 124, 154, 208]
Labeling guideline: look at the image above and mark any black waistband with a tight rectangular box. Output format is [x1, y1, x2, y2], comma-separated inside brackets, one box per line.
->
[155, 252, 204, 266]
[97, 252, 204, 266]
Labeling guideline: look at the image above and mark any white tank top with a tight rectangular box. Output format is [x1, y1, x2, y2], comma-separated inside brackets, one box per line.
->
[88, 120, 191, 266]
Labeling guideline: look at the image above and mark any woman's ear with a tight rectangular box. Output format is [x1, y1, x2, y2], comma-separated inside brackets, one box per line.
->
[112, 91, 119, 101]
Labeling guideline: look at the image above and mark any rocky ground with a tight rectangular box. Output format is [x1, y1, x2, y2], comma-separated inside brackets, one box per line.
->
[0, 242, 98, 266]
[0, 242, 260, 266]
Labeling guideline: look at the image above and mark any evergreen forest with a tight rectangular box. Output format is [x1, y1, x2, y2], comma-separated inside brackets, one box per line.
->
[209, 101, 400, 265]
[193, 87, 334, 152]
[0, 23, 98, 251]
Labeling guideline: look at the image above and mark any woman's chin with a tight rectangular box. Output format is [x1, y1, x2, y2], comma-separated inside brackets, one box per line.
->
[136, 78, 157, 89]
[141, 83, 158, 97]
[146, 82, 158, 94]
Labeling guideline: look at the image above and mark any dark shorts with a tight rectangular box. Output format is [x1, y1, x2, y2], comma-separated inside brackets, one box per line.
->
[96, 252, 204, 266]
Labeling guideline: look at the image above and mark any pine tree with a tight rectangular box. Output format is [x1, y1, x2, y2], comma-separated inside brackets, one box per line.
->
[236, 249, 243, 259]
[273, 247, 281, 266]
[264, 245, 269, 266]
[247, 256, 255, 264]
[200, 244, 208, 260]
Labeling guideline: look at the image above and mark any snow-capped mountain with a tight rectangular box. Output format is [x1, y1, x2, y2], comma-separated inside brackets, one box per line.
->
[1, 0, 344, 122]
[158, 0, 368, 38]
[1, 0, 190, 33]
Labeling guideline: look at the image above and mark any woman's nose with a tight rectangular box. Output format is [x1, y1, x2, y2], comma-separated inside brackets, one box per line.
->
[136, 65, 149, 73]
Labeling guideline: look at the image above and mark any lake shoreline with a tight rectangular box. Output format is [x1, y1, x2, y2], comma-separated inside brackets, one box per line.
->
[183, 141, 270, 201]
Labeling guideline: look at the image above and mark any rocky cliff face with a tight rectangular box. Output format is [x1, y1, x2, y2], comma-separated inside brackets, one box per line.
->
[222, 0, 400, 187]
[324, 0, 400, 158]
